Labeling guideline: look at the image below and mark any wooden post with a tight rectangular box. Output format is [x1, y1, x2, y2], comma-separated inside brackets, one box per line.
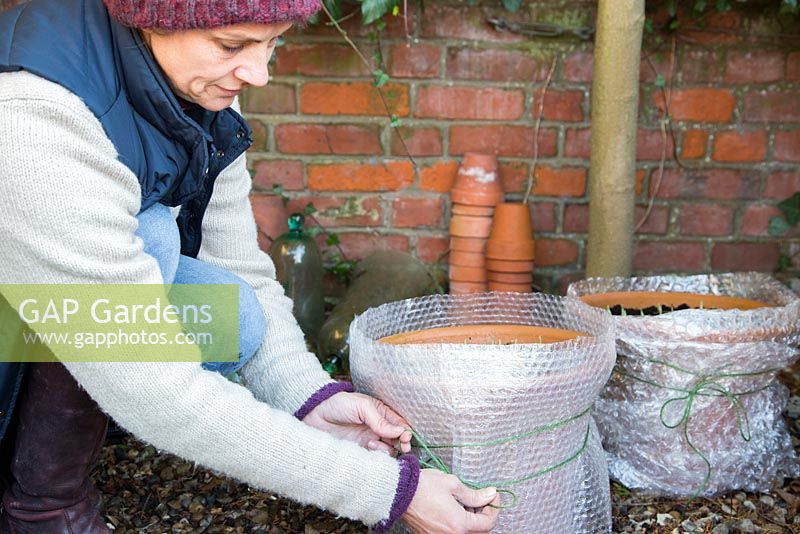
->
[586, 0, 645, 277]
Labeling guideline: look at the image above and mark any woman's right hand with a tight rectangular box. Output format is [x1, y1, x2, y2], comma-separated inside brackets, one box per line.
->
[401, 469, 500, 534]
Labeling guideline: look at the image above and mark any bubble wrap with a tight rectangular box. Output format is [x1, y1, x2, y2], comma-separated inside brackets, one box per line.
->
[349, 292, 616, 533]
[567, 272, 800, 496]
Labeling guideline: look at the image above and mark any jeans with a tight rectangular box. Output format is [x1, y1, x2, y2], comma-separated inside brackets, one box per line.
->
[135, 204, 266, 375]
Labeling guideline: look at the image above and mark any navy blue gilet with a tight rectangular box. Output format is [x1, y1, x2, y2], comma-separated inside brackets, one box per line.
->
[0, 0, 253, 443]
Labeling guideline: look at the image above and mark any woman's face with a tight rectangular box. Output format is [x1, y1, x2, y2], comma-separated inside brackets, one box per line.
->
[141, 22, 292, 111]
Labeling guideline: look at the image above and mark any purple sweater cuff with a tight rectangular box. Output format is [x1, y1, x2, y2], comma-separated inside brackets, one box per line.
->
[372, 454, 421, 534]
[293, 381, 354, 420]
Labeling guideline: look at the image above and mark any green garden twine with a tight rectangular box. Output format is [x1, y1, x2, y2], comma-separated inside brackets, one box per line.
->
[407, 405, 594, 508]
[619, 358, 779, 498]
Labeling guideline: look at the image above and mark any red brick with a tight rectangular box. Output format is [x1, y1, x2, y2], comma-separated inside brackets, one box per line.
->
[564, 205, 667, 234]
[248, 119, 268, 151]
[634, 205, 669, 234]
[416, 236, 449, 263]
[244, 84, 295, 114]
[637, 129, 676, 161]
[300, 82, 410, 116]
[419, 161, 458, 192]
[286, 196, 382, 227]
[450, 126, 557, 157]
[724, 50, 784, 84]
[275, 124, 382, 155]
[308, 162, 413, 191]
[447, 48, 545, 82]
[329, 233, 410, 261]
[681, 130, 708, 159]
[652, 89, 735, 123]
[420, 5, 524, 42]
[390, 127, 442, 157]
[710, 243, 780, 271]
[681, 49, 720, 83]
[653, 169, 761, 201]
[564, 128, 591, 158]
[416, 86, 524, 120]
[712, 130, 768, 162]
[764, 172, 800, 199]
[498, 162, 529, 194]
[392, 197, 445, 228]
[744, 91, 800, 123]
[532, 166, 586, 198]
[250, 159, 304, 191]
[531, 202, 556, 233]
[640, 50, 676, 84]
[563, 51, 593, 82]
[633, 241, 706, 271]
[535, 239, 578, 266]
[740, 205, 798, 237]
[250, 195, 290, 242]
[681, 12, 742, 45]
[274, 44, 370, 77]
[788, 51, 800, 82]
[678, 204, 734, 236]
[774, 130, 800, 162]
[387, 43, 440, 78]
[302, 7, 415, 39]
[532, 90, 584, 122]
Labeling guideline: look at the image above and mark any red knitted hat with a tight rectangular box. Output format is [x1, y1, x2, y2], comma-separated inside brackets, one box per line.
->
[103, 0, 320, 30]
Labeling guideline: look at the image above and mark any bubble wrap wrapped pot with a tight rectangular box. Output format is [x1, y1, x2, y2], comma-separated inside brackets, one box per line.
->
[350, 292, 616, 533]
[568, 272, 800, 496]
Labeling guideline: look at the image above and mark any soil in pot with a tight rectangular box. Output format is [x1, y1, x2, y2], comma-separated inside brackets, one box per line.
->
[379, 324, 584, 345]
[579, 291, 773, 314]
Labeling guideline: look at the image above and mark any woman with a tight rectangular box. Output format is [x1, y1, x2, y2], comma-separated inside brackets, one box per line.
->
[0, 0, 500, 533]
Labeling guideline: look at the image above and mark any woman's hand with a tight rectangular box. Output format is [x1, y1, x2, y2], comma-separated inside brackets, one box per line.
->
[301, 392, 412, 454]
[402, 470, 500, 534]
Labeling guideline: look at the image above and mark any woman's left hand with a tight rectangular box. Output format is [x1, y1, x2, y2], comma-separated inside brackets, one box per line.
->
[302, 392, 412, 455]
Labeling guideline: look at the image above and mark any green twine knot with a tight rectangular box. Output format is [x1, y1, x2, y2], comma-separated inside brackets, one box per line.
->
[620, 359, 778, 499]
[406, 406, 594, 509]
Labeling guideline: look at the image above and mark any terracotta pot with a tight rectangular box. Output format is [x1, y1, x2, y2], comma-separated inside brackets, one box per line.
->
[450, 250, 486, 268]
[485, 239, 536, 261]
[488, 281, 532, 292]
[448, 281, 487, 294]
[452, 204, 496, 217]
[450, 153, 504, 207]
[449, 264, 487, 282]
[487, 271, 534, 284]
[450, 237, 487, 253]
[489, 203, 534, 242]
[486, 258, 534, 273]
[449, 214, 493, 238]
[379, 323, 583, 345]
[579, 291, 772, 311]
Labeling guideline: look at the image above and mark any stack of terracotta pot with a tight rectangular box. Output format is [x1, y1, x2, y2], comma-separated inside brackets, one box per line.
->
[485, 203, 535, 292]
[448, 153, 503, 294]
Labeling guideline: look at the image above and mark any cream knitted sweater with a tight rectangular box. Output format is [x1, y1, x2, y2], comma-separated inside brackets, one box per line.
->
[0, 70, 402, 526]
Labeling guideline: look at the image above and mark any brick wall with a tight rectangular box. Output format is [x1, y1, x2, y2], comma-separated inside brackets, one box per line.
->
[244, 0, 800, 292]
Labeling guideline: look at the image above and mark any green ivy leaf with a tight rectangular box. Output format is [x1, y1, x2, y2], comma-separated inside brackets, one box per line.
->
[644, 19, 654, 34]
[654, 74, 666, 88]
[768, 216, 791, 236]
[693, 0, 707, 11]
[303, 202, 318, 216]
[306, 226, 323, 238]
[373, 69, 390, 88]
[715, 0, 731, 11]
[361, 0, 395, 25]
[667, 0, 678, 16]
[323, 0, 342, 20]
[777, 191, 800, 226]
[390, 115, 402, 127]
[777, 254, 791, 271]
[501, 0, 523, 12]
[326, 234, 341, 246]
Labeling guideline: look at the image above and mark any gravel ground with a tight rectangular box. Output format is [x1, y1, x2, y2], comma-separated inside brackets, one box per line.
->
[96, 364, 800, 534]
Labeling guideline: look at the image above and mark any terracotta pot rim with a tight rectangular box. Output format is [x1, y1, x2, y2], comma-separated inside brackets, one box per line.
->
[579, 291, 772, 311]
[487, 271, 534, 283]
[451, 189, 504, 207]
[488, 282, 533, 292]
[486, 259, 535, 273]
[380, 324, 583, 345]
[452, 204, 496, 216]
[450, 237, 487, 253]
[485, 239, 536, 260]
[449, 250, 486, 268]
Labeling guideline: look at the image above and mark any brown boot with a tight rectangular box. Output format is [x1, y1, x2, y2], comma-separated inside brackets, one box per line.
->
[0, 363, 110, 533]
